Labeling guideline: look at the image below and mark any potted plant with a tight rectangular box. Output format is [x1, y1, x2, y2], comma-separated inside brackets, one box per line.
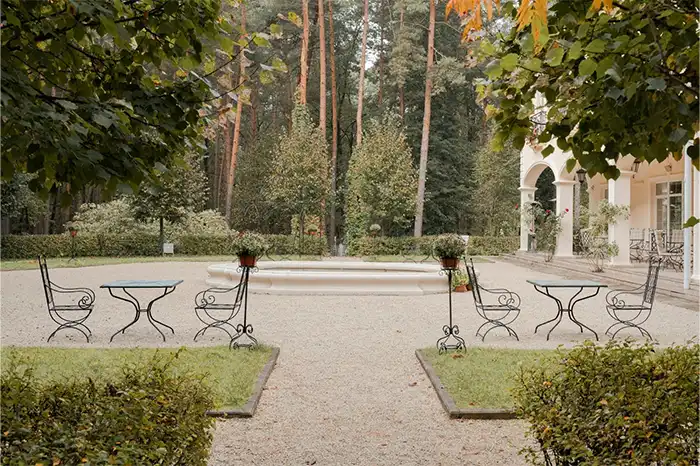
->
[432, 233, 466, 269]
[453, 269, 470, 292]
[231, 232, 268, 267]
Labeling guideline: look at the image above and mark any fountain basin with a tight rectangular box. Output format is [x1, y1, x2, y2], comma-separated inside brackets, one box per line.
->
[206, 260, 447, 296]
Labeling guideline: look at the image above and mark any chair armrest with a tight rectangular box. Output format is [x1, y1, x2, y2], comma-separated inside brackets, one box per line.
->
[50, 285, 95, 308]
[605, 287, 644, 307]
[478, 286, 521, 308]
[194, 286, 240, 308]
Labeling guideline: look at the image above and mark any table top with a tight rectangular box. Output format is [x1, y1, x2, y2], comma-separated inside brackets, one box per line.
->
[527, 279, 607, 288]
[101, 279, 183, 289]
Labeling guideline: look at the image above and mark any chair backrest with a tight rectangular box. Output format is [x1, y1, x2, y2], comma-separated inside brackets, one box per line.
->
[642, 257, 662, 306]
[651, 230, 666, 254]
[465, 258, 482, 305]
[630, 228, 644, 241]
[670, 229, 683, 246]
[37, 255, 55, 310]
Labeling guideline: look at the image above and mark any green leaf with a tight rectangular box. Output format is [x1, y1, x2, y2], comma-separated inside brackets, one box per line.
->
[99, 16, 119, 37]
[93, 113, 112, 128]
[567, 41, 583, 61]
[578, 59, 597, 77]
[566, 158, 577, 173]
[253, 33, 271, 47]
[270, 23, 283, 39]
[523, 57, 542, 72]
[646, 78, 666, 91]
[259, 70, 274, 85]
[669, 128, 688, 143]
[218, 36, 234, 54]
[271, 57, 288, 72]
[541, 145, 555, 157]
[287, 11, 302, 27]
[546, 47, 564, 67]
[585, 39, 606, 53]
[596, 56, 614, 79]
[683, 216, 699, 228]
[485, 60, 503, 80]
[501, 54, 518, 72]
[57, 100, 77, 110]
[605, 87, 623, 100]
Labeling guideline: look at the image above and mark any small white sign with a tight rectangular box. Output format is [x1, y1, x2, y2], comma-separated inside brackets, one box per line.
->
[461, 235, 470, 248]
[162, 242, 174, 254]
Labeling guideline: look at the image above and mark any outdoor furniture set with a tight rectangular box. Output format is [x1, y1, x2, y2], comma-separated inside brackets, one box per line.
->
[38, 255, 258, 349]
[630, 228, 684, 270]
[435, 257, 662, 352]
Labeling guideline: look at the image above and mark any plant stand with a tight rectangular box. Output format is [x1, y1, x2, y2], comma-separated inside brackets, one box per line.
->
[229, 264, 258, 350]
[436, 267, 466, 354]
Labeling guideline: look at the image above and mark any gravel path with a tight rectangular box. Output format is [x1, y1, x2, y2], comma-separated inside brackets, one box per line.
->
[1, 259, 697, 465]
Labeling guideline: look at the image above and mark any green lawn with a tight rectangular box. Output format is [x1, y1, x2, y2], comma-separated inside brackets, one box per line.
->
[0, 255, 322, 271]
[422, 347, 557, 409]
[1, 345, 273, 410]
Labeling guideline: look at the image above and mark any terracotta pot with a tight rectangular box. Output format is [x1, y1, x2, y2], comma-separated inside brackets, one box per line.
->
[238, 255, 257, 267]
[440, 257, 459, 269]
[466, 283, 473, 292]
[454, 284, 467, 292]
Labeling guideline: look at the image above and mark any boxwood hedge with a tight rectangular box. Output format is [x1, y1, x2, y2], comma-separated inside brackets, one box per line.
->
[348, 235, 519, 257]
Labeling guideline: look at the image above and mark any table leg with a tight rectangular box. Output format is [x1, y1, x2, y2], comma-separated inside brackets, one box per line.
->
[109, 287, 176, 343]
[533, 286, 599, 341]
[568, 287, 600, 341]
[533, 286, 563, 335]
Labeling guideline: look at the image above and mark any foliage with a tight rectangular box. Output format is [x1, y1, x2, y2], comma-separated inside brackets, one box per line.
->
[369, 224, 382, 234]
[432, 233, 467, 259]
[0, 0, 225, 196]
[348, 235, 518, 257]
[346, 114, 417, 246]
[1, 351, 215, 465]
[231, 232, 269, 258]
[467, 235, 519, 256]
[453, 268, 469, 287]
[0, 173, 46, 233]
[582, 199, 630, 272]
[472, 137, 520, 236]
[523, 202, 565, 261]
[476, 0, 699, 177]
[268, 103, 330, 234]
[513, 340, 700, 465]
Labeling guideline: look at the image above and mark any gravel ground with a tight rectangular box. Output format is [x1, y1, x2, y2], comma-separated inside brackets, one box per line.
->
[1, 259, 697, 465]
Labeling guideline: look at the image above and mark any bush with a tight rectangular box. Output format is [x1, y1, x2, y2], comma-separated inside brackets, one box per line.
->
[1, 351, 215, 465]
[347, 235, 518, 257]
[432, 233, 467, 259]
[513, 340, 700, 465]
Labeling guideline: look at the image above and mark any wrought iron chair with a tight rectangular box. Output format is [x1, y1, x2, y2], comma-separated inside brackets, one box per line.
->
[465, 258, 521, 341]
[651, 230, 683, 270]
[193, 281, 245, 342]
[38, 255, 95, 342]
[629, 228, 647, 263]
[605, 257, 661, 339]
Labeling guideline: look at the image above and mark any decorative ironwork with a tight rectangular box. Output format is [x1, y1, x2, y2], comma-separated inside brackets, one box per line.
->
[38, 255, 95, 342]
[605, 258, 661, 339]
[532, 285, 600, 341]
[193, 286, 243, 341]
[228, 265, 258, 349]
[465, 258, 520, 341]
[435, 267, 466, 353]
[107, 286, 176, 343]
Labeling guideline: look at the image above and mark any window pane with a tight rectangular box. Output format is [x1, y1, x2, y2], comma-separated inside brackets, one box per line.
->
[656, 182, 668, 195]
[670, 181, 682, 195]
[656, 198, 668, 230]
[669, 196, 683, 229]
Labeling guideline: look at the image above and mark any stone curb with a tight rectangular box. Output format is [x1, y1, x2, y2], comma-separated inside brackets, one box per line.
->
[415, 349, 517, 420]
[206, 346, 280, 418]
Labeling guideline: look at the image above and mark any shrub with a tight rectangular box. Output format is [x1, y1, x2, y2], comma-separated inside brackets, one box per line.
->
[346, 235, 518, 257]
[1, 351, 215, 465]
[466, 236, 519, 256]
[231, 232, 268, 258]
[432, 234, 467, 259]
[513, 340, 700, 465]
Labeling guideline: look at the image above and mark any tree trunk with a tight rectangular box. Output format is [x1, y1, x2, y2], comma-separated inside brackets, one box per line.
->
[413, 0, 435, 237]
[224, 4, 247, 224]
[317, 0, 327, 238]
[159, 216, 165, 254]
[299, 0, 310, 104]
[355, 0, 369, 146]
[398, 3, 405, 122]
[327, 0, 338, 251]
[378, 0, 385, 107]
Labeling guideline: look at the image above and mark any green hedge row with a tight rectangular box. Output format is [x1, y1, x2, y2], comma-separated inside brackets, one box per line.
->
[1, 353, 214, 465]
[514, 341, 699, 465]
[349, 235, 519, 257]
[0, 234, 328, 259]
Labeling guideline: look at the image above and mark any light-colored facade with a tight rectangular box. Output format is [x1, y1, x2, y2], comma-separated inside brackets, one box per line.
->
[519, 140, 700, 283]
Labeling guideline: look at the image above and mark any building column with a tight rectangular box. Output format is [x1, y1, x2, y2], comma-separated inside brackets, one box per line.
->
[519, 187, 537, 252]
[608, 170, 633, 266]
[554, 181, 575, 257]
[693, 167, 700, 282]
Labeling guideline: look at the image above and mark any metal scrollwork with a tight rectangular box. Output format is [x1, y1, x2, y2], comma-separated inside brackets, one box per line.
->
[435, 267, 466, 353]
[604, 258, 659, 339]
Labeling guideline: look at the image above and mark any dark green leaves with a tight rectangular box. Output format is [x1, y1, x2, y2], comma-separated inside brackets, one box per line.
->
[578, 59, 597, 76]
[501, 53, 519, 72]
[645, 77, 666, 91]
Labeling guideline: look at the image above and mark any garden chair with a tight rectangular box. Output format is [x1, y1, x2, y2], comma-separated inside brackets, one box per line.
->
[650, 230, 683, 270]
[605, 257, 661, 339]
[193, 279, 245, 342]
[629, 228, 647, 263]
[38, 255, 95, 342]
[465, 258, 521, 341]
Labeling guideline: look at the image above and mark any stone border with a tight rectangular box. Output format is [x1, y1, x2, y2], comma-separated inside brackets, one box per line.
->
[415, 349, 517, 420]
[206, 347, 280, 418]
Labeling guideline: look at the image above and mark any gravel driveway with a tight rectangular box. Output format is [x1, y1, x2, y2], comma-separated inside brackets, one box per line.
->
[1, 259, 697, 465]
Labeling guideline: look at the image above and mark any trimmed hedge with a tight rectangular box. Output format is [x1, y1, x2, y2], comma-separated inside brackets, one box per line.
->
[0, 233, 328, 259]
[514, 341, 700, 465]
[1, 352, 214, 465]
[349, 235, 519, 257]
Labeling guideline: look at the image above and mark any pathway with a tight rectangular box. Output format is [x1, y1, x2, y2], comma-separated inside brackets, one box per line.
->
[1, 259, 697, 465]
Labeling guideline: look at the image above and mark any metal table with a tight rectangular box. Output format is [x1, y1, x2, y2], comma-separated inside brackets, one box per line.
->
[101, 279, 183, 342]
[527, 279, 607, 341]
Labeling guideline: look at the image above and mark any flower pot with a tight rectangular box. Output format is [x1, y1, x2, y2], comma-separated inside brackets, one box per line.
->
[238, 255, 257, 267]
[454, 284, 467, 292]
[440, 257, 459, 269]
[466, 283, 473, 292]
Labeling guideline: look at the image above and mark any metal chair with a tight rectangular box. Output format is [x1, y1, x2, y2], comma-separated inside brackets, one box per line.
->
[605, 257, 661, 339]
[629, 228, 647, 262]
[193, 281, 245, 342]
[38, 255, 95, 342]
[651, 230, 683, 270]
[465, 258, 521, 341]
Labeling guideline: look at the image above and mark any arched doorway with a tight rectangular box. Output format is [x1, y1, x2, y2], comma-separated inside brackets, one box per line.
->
[535, 167, 556, 212]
